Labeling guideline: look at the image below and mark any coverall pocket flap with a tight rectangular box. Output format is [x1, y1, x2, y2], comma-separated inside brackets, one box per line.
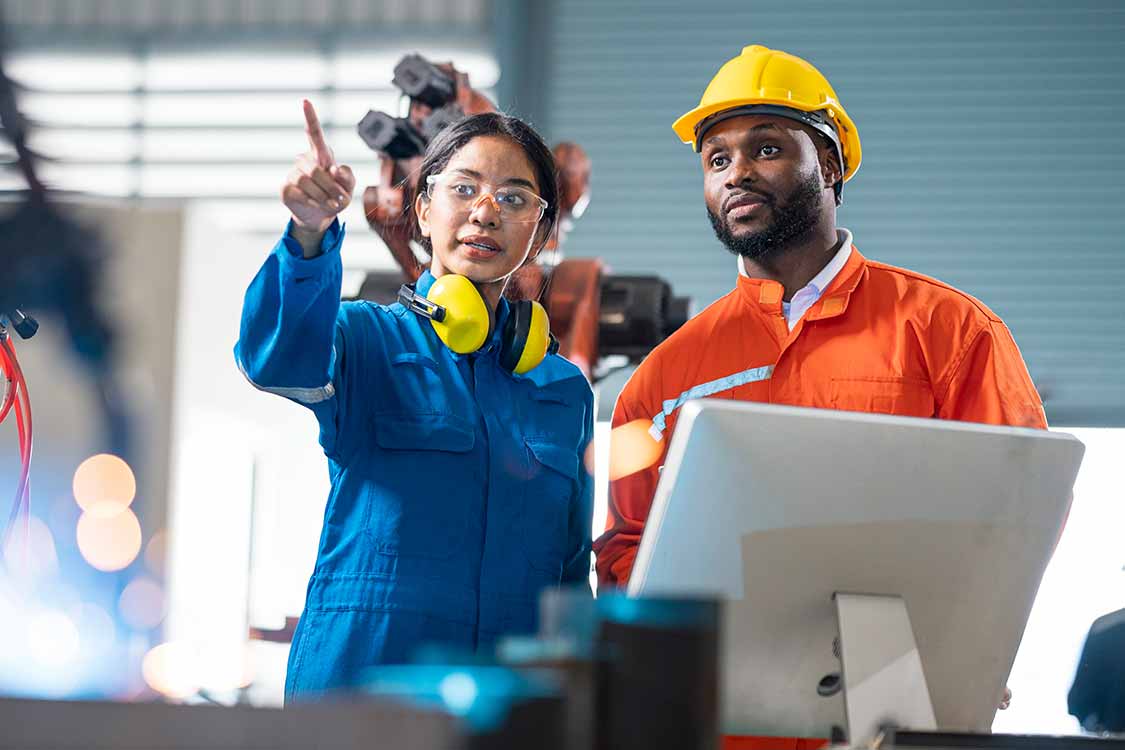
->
[391, 352, 441, 371]
[830, 376, 935, 417]
[528, 389, 572, 407]
[526, 438, 579, 480]
[374, 413, 476, 453]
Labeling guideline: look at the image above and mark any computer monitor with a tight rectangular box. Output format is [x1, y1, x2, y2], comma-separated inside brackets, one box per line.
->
[628, 400, 1084, 740]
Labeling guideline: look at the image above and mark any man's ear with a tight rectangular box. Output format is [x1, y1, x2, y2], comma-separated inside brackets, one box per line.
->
[415, 192, 431, 239]
[821, 145, 843, 189]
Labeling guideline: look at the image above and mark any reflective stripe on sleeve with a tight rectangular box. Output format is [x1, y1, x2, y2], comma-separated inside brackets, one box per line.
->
[648, 364, 774, 440]
[237, 355, 337, 405]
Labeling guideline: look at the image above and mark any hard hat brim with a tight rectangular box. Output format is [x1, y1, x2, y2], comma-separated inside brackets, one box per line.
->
[673, 96, 861, 183]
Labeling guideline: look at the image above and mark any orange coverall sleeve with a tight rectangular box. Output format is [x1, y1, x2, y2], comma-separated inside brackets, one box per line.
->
[593, 362, 664, 590]
[936, 319, 1047, 430]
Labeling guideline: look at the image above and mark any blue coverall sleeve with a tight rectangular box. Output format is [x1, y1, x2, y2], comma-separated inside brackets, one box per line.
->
[561, 388, 596, 591]
[234, 219, 353, 458]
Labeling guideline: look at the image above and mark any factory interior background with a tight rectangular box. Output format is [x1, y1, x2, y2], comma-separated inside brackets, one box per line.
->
[0, 0, 1121, 737]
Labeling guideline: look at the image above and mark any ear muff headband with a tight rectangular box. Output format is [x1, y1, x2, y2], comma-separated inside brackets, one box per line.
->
[397, 284, 446, 321]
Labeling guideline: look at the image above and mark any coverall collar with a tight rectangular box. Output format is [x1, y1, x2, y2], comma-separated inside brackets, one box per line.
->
[735, 229, 866, 322]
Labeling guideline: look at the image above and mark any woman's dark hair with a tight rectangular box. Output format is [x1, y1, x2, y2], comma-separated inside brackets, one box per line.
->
[413, 112, 559, 254]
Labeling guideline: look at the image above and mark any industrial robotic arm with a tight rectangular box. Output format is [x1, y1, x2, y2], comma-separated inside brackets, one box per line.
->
[351, 53, 688, 382]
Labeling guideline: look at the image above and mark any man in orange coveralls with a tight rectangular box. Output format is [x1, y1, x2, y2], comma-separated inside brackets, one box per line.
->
[594, 45, 1040, 747]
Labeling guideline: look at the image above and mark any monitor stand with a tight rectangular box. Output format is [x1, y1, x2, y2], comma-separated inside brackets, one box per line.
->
[834, 593, 938, 743]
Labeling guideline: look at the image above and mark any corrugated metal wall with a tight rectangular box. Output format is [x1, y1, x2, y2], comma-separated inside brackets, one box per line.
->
[538, 0, 1125, 426]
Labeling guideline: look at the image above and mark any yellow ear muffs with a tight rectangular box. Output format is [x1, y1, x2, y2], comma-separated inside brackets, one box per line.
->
[398, 277, 559, 372]
[398, 275, 489, 354]
[500, 299, 560, 375]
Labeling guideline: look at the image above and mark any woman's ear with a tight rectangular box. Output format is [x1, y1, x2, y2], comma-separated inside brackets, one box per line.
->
[414, 192, 432, 239]
[531, 222, 554, 257]
[519, 224, 555, 269]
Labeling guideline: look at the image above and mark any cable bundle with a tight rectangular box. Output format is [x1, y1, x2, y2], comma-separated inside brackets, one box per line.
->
[0, 328, 33, 556]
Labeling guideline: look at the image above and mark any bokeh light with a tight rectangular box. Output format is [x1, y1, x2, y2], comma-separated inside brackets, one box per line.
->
[197, 644, 255, 692]
[607, 419, 664, 481]
[144, 529, 167, 577]
[439, 672, 479, 715]
[118, 577, 166, 630]
[72, 454, 137, 517]
[583, 432, 597, 477]
[27, 611, 81, 667]
[73, 602, 117, 653]
[142, 641, 200, 700]
[1, 515, 59, 581]
[76, 508, 142, 572]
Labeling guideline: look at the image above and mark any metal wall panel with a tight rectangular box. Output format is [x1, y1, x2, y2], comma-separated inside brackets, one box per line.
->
[537, 0, 1125, 425]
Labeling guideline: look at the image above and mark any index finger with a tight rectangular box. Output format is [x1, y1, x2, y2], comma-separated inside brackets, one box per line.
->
[303, 99, 333, 167]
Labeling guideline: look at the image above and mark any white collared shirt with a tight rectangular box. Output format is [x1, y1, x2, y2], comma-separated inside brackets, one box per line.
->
[737, 228, 854, 330]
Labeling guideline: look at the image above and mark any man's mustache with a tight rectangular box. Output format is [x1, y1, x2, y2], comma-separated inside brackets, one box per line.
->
[723, 190, 774, 214]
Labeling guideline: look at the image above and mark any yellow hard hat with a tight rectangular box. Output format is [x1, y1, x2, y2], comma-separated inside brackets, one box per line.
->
[673, 44, 861, 184]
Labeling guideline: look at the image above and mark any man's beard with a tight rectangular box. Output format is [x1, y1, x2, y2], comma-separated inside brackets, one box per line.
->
[708, 170, 823, 262]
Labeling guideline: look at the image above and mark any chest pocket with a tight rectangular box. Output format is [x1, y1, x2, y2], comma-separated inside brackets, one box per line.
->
[830, 376, 935, 418]
[388, 352, 450, 415]
[521, 437, 578, 576]
[366, 412, 477, 559]
[522, 388, 577, 441]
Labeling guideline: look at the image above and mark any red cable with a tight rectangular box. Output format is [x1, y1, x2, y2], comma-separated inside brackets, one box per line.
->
[13, 386, 30, 537]
[0, 341, 14, 424]
[3, 392, 30, 557]
[8, 338, 31, 465]
[0, 339, 17, 538]
[1, 334, 32, 550]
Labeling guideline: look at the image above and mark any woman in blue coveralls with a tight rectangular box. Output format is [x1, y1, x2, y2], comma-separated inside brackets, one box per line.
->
[235, 101, 594, 701]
